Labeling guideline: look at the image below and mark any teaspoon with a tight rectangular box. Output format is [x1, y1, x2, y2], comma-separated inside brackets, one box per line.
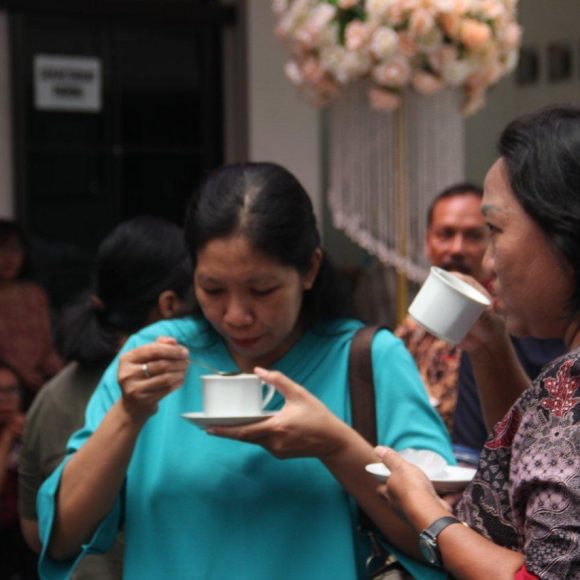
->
[189, 358, 242, 376]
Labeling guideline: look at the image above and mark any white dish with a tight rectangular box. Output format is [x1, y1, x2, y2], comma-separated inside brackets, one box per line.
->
[181, 411, 278, 429]
[365, 463, 476, 492]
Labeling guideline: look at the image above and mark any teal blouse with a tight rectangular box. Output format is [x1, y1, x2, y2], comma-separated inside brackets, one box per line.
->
[38, 317, 453, 579]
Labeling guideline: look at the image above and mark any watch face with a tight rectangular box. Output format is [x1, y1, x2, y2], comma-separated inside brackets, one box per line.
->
[419, 536, 439, 565]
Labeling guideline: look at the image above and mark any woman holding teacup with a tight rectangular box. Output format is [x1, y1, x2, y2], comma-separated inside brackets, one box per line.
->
[216, 106, 580, 579]
[37, 162, 453, 579]
[373, 105, 580, 579]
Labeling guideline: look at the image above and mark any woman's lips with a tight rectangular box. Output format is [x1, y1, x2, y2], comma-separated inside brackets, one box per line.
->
[229, 336, 261, 349]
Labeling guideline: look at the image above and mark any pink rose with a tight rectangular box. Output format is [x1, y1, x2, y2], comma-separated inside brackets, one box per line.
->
[387, 4, 406, 26]
[462, 87, 486, 116]
[409, 9, 435, 37]
[499, 22, 522, 50]
[460, 19, 492, 51]
[412, 70, 444, 94]
[301, 75, 341, 107]
[467, 60, 503, 89]
[338, 0, 358, 8]
[372, 55, 412, 87]
[345, 21, 372, 51]
[368, 86, 402, 112]
[479, 0, 505, 20]
[438, 12, 461, 39]
[301, 57, 325, 84]
[428, 45, 458, 73]
[398, 33, 419, 58]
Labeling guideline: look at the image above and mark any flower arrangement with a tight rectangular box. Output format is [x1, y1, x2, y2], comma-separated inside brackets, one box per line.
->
[273, 0, 522, 115]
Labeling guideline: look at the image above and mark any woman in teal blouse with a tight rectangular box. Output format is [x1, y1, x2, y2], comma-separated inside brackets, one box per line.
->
[38, 162, 454, 580]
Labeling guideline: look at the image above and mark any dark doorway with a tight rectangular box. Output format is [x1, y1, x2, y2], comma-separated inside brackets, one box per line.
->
[7, 2, 231, 308]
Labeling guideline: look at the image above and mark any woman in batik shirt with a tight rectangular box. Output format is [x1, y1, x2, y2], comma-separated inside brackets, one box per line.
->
[376, 105, 580, 579]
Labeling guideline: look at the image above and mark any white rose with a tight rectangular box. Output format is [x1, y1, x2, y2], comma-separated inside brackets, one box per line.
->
[503, 48, 519, 73]
[365, 0, 395, 20]
[370, 26, 399, 59]
[442, 58, 474, 85]
[478, 0, 506, 20]
[428, 0, 456, 11]
[285, 60, 304, 85]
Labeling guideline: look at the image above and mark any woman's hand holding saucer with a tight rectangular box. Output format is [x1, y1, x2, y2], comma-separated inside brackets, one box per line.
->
[118, 336, 190, 421]
[375, 446, 452, 531]
[207, 367, 351, 460]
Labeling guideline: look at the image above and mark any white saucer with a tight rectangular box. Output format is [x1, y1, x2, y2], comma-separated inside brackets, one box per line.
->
[182, 411, 278, 429]
[365, 463, 476, 492]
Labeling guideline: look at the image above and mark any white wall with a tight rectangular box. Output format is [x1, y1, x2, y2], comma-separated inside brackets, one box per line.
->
[0, 11, 14, 218]
[466, 0, 580, 183]
[245, 1, 323, 225]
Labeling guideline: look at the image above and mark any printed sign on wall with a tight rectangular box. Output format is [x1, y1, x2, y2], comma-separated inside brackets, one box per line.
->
[34, 55, 102, 112]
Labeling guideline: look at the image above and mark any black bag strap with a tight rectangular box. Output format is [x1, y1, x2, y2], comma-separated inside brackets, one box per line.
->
[348, 325, 390, 532]
[349, 325, 414, 579]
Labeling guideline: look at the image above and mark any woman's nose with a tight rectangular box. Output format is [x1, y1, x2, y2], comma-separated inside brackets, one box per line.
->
[223, 297, 253, 327]
[482, 244, 495, 278]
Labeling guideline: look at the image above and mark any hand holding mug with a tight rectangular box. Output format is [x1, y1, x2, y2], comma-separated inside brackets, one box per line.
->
[409, 267, 492, 345]
[207, 367, 351, 460]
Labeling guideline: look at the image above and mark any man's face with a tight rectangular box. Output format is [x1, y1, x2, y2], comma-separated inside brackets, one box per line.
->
[425, 192, 489, 282]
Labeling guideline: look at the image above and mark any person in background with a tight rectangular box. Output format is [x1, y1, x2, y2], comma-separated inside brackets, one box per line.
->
[0, 363, 37, 579]
[395, 183, 488, 431]
[37, 162, 453, 580]
[0, 220, 63, 407]
[18, 216, 194, 579]
[376, 105, 580, 579]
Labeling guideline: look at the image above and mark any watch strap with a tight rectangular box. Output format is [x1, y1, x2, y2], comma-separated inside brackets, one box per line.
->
[421, 516, 461, 540]
[422, 515, 462, 540]
[419, 516, 462, 568]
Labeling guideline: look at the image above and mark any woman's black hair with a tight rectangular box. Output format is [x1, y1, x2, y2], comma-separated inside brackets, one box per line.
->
[59, 216, 193, 365]
[0, 219, 31, 279]
[184, 162, 350, 325]
[498, 104, 580, 318]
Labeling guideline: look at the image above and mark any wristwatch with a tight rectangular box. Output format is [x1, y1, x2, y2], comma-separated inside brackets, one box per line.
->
[418, 516, 462, 567]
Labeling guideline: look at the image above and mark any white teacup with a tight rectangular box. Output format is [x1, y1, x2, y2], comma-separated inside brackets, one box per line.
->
[408, 266, 491, 345]
[201, 374, 275, 417]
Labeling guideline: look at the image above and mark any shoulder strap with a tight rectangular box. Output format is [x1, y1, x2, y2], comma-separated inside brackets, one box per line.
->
[349, 325, 390, 445]
[348, 325, 390, 532]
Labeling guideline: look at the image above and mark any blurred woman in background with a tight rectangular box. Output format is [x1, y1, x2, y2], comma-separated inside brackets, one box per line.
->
[0, 220, 62, 406]
[19, 216, 193, 579]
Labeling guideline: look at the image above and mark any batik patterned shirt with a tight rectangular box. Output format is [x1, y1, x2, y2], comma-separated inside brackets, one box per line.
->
[395, 316, 460, 433]
[456, 349, 580, 579]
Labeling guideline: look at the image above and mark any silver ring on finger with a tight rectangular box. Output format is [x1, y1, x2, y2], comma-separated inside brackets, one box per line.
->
[142, 363, 152, 379]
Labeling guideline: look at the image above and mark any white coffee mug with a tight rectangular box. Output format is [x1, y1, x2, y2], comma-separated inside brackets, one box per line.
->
[408, 267, 491, 345]
[202, 374, 275, 417]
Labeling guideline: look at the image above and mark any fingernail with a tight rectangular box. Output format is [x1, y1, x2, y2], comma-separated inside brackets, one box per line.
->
[375, 445, 388, 458]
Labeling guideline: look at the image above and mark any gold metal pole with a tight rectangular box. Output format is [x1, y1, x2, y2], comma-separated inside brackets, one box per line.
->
[395, 101, 408, 325]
